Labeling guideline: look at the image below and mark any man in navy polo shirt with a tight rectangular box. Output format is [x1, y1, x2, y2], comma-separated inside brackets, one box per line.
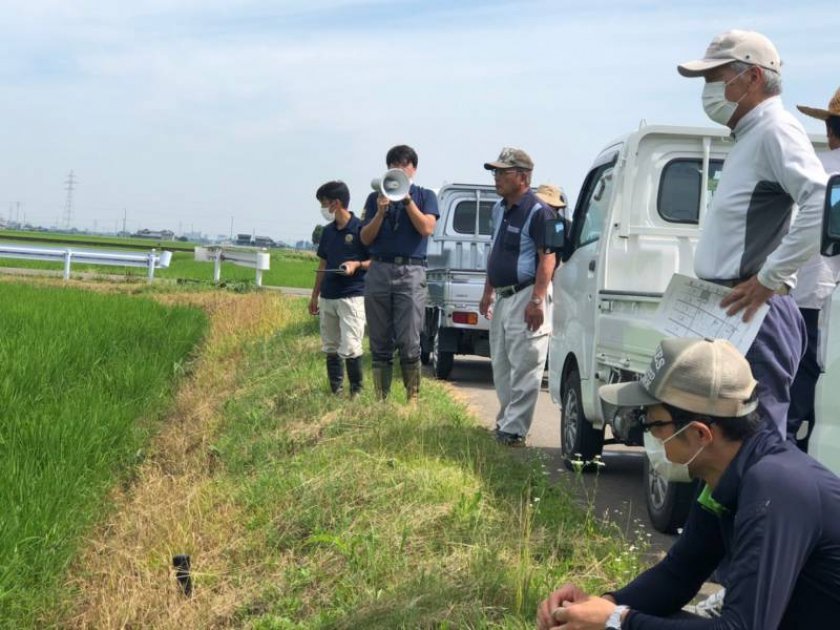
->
[360, 145, 439, 401]
[479, 148, 556, 446]
[537, 338, 840, 629]
[310, 180, 370, 397]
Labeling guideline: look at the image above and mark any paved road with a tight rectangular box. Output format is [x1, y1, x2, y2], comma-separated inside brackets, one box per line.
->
[434, 354, 677, 555]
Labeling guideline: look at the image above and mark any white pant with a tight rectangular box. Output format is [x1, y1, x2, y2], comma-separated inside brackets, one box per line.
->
[319, 295, 366, 358]
[490, 287, 552, 438]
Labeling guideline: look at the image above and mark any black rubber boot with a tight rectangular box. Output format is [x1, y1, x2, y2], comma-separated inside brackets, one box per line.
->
[401, 358, 421, 402]
[346, 356, 363, 397]
[371, 361, 392, 400]
[326, 353, 344, 394]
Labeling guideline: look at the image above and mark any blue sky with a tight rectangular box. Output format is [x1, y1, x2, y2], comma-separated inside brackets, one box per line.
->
[1, 1, 838, 241]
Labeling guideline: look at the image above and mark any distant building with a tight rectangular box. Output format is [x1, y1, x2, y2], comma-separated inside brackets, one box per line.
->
[133, 229, 175, 240]
[235, 233, 276, 248]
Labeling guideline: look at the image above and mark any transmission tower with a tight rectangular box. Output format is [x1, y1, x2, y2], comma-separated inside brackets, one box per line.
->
[63, 170, 76, 229]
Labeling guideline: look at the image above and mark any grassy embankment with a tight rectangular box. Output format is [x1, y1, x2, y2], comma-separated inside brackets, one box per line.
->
[0, 230, 317, 288]
[0, 283, 207, 626]
[50, 291, 646, 629]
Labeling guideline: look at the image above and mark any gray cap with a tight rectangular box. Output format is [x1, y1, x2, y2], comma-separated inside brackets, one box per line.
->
[599, 338, 758, 417]
[484, 147, 534, 171]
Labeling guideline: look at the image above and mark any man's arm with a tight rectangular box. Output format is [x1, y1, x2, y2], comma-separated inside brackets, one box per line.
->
[403, 193, 437, 236]
[360, 194, 387, 246]
[524, 250, 555, 332]
[609, 500, 722, 615]
[309, 258, 326, 315]
[757, 120, 828, 290]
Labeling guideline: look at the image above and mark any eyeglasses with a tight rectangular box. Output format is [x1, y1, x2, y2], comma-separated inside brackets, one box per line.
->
[639, 418, 678, 433]
[492, 168, 521, 178]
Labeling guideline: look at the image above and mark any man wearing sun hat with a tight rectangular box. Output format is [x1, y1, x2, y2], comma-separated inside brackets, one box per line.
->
[787, 87, 840, 451]
[676, 30, 828, 439]
[535, 183, 567, 218]
[536, 337, 840, 629]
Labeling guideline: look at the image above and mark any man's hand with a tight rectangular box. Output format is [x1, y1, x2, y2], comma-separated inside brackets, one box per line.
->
[549, 596, 619, 630]
[525, 300, 544, 332]
[340, 261, 360, 276]
[719, 275, 775, 322]
[479, 290, 494, 319]
[537, 584, 589, 630]
[376, 194, 390, 216]
[308, 296, 319, 316]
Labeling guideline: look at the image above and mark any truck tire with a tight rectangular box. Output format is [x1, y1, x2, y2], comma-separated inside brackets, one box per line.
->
[561, 369, 604, 471]
[432, 328, 454, 379]
[644, 458, 698, 534]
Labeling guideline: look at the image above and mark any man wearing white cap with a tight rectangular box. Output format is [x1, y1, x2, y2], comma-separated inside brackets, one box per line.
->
[788, 87, 840, 451]
[537, 337, 840, 629]
[676, 30, 828, 438]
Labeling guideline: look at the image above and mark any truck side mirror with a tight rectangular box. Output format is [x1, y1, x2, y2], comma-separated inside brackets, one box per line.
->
[821, 174, 840, 257]
[543, 217, 566, 253]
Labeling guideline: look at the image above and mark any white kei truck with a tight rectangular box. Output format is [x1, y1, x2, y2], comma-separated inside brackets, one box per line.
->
[548, 124, 832, 534]
[421, 184, 500, 379]
[811, 174, 840, 473]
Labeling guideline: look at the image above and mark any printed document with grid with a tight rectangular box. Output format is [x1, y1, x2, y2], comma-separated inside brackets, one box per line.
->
[653, 274, 769, 355]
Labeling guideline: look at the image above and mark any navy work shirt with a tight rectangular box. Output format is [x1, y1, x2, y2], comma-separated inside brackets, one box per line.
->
[316, 213, 369, 299]
[486, 190, 555, 288]
[611, 428, 840, 628]
[362, 184, 439, 259]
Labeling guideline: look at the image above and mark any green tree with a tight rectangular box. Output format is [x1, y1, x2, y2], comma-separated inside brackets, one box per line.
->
[312, 224, 324, 245]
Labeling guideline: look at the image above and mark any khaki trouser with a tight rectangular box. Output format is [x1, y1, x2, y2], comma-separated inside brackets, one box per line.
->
[490, 286, 552, 438]
[319, 295, 366, 358]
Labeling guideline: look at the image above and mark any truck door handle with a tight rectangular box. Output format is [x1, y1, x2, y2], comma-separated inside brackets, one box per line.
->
[588, 260, 596, 272]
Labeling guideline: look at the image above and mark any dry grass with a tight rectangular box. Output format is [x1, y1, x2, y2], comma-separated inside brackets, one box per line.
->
[51, 290, 291, 629]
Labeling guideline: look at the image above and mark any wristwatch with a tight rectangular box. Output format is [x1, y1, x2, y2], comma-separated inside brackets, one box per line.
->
[606, 604, 629, 629]
[530, 296, 544, 306]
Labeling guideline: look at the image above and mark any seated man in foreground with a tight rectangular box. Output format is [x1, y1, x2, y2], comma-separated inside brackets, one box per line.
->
[537, 337, 840, 629]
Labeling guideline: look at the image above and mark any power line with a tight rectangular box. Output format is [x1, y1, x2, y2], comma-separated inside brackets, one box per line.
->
[63, 170, 76, 228]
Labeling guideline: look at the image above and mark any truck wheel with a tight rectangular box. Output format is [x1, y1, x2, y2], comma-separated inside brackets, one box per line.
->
[561, 369, 604, 471]
[432, 330, 454, 379]
[644, 458, 698, 534]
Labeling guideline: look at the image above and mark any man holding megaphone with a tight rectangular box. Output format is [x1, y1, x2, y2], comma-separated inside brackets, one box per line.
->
[360, 145, 440, 401]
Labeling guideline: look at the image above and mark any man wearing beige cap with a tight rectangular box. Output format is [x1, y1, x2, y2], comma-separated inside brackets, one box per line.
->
[787, 87, 840, 451]
[478, 148, 556, 446]
[537, 337, 840, 629]
[677, 30, 828, 438]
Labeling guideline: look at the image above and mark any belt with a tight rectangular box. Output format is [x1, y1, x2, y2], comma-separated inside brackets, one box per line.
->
[372, 255, 427, 266]
[495, 278, 535, 299]
[704, 277, 790, 296]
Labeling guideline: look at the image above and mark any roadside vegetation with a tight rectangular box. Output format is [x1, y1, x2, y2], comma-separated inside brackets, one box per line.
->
[48, 289, 646, 629]
[0, 282, 207, 625]
[0, 236, 318, 288]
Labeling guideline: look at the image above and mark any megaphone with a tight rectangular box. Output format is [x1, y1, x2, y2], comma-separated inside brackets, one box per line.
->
[371, 168, 411, 202]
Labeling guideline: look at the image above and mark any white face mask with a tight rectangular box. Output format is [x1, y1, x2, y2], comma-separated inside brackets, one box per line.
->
[701, 69, 749, 126]
[320, 204, 335, 223]
[643, 422, 705, 483]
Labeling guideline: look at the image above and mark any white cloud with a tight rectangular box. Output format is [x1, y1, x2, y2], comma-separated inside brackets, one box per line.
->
[0, 1, 838, 240]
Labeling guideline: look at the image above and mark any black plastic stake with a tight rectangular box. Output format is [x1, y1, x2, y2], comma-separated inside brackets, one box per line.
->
[172, 554, 193, 597]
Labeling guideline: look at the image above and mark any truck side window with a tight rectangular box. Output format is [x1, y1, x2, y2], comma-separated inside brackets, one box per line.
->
[658, 158, 724, 223]
[576, 167, 614, 248]
[452, 200, 496, 236]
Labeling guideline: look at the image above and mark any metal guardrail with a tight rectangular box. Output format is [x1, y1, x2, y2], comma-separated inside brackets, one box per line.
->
[194, 246, 271, 287]
[0, 242, 172, 282]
